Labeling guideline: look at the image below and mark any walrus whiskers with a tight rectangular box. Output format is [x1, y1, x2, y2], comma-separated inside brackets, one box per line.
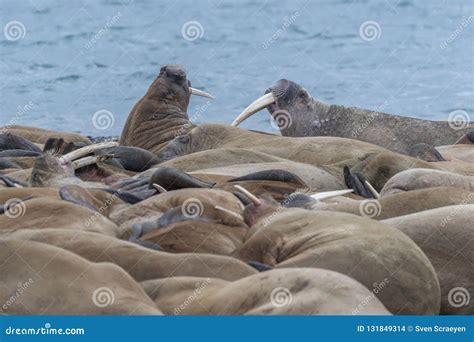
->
[214, 205, 244, 221]
[233, 185, 262, 206]
[59, 141, 119, 164]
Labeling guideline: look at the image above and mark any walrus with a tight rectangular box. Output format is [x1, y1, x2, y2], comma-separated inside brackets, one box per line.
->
[4, 228, 257, 282]
[234, 196, 440, 315]
[436, 144, 474, 164]
[119, 65, 213, 154]
[0, 238, 161, 315]
[142, 268, 390, 315]
[1, 125, 91, 145]
[383, 205, 474, 315]
[0, 133, 42, 152]
[232, 79, 473, 157]
[380, 168, 474, 196]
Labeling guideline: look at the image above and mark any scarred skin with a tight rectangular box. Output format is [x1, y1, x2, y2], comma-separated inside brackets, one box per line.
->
[120, 65, 195, 154]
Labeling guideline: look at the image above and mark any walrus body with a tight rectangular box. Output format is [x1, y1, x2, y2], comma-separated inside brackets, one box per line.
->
[142, 269, 390, 315]
[236, 204, 440, 315]
[383, 205, 474, 315]
[232, 79, 473, 157]
[0, 239, 161, 315]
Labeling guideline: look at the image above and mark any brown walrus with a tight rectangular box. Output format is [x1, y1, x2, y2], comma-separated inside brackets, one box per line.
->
[142, 268, 391, 315]
[383, 205, 474, 315]
[234, 197, 440, 315]
[232, 79, 473, 157]
[119, 65, 213, 154]
[0, 239, 161, 315]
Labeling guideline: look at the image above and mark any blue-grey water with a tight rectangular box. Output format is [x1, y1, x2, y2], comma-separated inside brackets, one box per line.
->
[1, 0, 473, 136]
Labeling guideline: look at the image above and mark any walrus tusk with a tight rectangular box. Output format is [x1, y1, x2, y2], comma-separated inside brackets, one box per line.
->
[231, 93, 276, 127]
[71, 156, 104, 170]
[189, 87, 215, 99]
[310, 189, 354, 201]
[233, 185, 262, 206]
[214, 205, 244, 221]
[152, 183, 167, 193]
[364, 181, 380, 199]
[59, 141, 119, 164]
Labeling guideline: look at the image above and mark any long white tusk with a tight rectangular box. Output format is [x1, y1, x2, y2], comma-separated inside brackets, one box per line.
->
[189, 87, 214, 99]
[231, 93, 276, 127]
[310, 189, 354, 201]
[233, 185, 262, 206]
[72, 156, 101, 170]
[152, 183, 167, 193]
[364, 181, 380, 199]
[60, 141, 118, 164]
[215, 205, 244, 221]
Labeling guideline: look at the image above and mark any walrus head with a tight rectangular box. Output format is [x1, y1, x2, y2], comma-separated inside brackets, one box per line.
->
[30, 152, 75, 187]
[232, 79, 330, 136]
[119, 65, 213, 154]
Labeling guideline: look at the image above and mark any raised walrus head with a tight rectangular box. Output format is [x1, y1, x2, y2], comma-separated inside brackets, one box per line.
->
[29, 151, 76, 187]
[231, 79, 329, 136]
[119, 65, 213, 155]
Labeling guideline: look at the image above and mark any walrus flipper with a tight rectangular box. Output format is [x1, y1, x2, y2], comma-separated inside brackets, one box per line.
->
[149, 167, 215, 191]
[247, 261, 273, 272]
[408, 143, 445, 162]
[343, 166, 376, 199]
[0, 174, 28, 187]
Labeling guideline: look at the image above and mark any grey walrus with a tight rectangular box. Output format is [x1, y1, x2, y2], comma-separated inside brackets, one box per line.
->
[119, 65, 213, 154]
[232, 79, 473, 157]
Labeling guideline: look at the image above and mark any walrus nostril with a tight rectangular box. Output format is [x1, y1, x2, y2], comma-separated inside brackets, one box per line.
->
[271, 79, 291, 99]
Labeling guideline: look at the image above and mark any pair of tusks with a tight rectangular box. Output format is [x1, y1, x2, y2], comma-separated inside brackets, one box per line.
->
[71, 155, 111, 170]
[189, 87, 214, 99]
[311, 185, 379, 201]
[59, 141, 119, 165]
[231, 93, 275, 127]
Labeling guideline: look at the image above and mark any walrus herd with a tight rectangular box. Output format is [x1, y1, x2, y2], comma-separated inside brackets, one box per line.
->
[1, 65, 472, 316]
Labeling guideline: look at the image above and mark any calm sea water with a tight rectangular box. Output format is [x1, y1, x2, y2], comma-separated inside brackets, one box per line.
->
[1, 0, 473, 136]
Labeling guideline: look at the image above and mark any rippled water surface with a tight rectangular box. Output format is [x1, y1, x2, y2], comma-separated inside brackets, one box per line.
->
[1, 0, 473, 136]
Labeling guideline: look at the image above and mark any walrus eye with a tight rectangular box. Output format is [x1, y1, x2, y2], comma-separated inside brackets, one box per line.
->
[299, 91, 308, 99]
